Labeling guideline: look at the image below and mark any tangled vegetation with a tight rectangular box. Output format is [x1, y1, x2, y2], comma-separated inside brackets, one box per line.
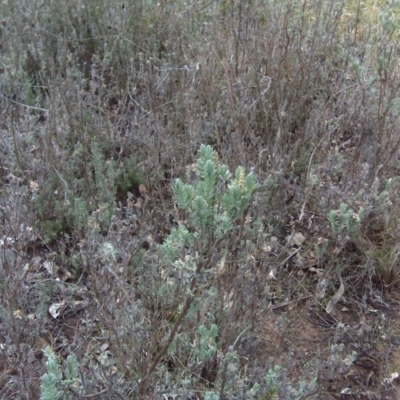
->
[1, 0, 400, 398]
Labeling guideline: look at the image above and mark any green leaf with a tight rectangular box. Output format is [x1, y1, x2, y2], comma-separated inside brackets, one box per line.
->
[194, 195, 212, 226]
[219, 164, 230, 180]
[64, 354, 79, 382]
[174, 179, 194, 210]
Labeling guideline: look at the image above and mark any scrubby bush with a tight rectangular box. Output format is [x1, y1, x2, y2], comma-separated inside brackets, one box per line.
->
[1, 0, 400, 398]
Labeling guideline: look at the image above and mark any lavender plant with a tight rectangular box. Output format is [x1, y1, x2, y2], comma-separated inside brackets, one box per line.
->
[138, 145, 256, 395]
[40, 347, 81, 400]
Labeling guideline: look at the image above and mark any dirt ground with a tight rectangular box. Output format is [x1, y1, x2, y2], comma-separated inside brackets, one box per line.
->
[252, 285, 400, 399]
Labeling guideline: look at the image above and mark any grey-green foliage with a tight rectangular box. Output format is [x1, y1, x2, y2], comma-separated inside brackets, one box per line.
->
[151, 145, 256, 395]
[162, 225, 194, 261]
[40, 347, 81, 400]
[328, 203, 364, 235]
[373, 177, 393, 210]
[379, 0, 400, 39]
[264, 364, 318, 400]
[173, 144, 256, 239]
[194, 324, 218, 362]
[265, 365, 281, 397]
[32, 138, 118, 242]
[204, 392, 220, 400]
[40, 347, 63, 400]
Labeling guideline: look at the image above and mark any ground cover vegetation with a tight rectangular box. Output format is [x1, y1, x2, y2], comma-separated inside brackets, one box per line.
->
[1, 0, 400, 398]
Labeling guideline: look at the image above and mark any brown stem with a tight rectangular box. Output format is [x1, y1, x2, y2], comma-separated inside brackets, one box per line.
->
[138, 277, 196, 396]
[138, 235, 225, 396]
